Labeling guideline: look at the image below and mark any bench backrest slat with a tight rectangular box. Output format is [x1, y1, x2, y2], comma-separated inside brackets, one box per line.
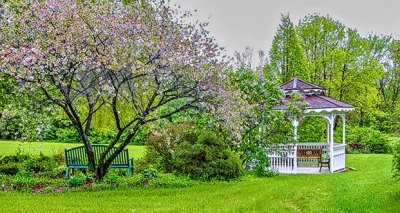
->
[65, 145, 131, 167]
[297, 148, 322, 158]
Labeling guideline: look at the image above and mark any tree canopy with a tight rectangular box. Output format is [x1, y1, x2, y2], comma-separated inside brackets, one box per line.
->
[0, 0, 242, 179]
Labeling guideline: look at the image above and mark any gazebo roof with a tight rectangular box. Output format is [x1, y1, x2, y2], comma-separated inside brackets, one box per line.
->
[280, 78, 323, 91]
[273, 78, 355, 113]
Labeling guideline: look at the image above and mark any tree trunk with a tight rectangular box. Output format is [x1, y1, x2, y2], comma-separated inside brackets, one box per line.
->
[81, 135, 96, 173]
[95, 124, 141, 181]
[96, 163, 108, 181]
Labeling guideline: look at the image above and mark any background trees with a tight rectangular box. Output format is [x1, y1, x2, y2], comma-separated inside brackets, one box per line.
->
[267, 14, 400, 139]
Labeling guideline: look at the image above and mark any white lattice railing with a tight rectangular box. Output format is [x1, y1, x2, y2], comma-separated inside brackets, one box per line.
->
[266, 143, 337, 173]
[332, 144, 346, 171]
[266, 143, 296, 173]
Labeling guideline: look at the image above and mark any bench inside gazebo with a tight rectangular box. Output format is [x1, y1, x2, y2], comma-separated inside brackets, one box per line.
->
[268, 78, 355, 174]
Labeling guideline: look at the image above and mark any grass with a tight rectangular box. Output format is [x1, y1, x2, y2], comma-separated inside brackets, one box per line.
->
[0, 141, 145, 160]
[0, 154, 399, 212]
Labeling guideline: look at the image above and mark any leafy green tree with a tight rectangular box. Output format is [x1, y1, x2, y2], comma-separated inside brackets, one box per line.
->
[0, 73, 53, 140]
[297, 14, 346, 85]
[229, 67, 306, 174]
[377, 39, 400, 132]
[268, 14, 310, 82]
[290, 14, 385, 126]
[0, 0, 235, 180]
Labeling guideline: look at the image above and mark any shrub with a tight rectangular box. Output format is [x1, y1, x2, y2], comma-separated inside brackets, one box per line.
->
[69, 173, 87, 187]
[56, 127, 80, 143]
[11, 172, 36, 191]
[171, 130, 243, 181]
[0, 152, 63, 177]
[0, 163, 19, 176]
[346, 126, 390, 154]
[144, 123, 244, 181]
[136, 168, 160, 186]
[143, 168, 158, 179]
[104, 170, 121, 188]
[241, 143, 275, 177]
[394, 142, 400, 180]
[144, 122, 193, 172]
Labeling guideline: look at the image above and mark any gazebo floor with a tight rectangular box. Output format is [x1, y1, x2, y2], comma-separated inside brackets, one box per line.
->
[276, 166, 331, 174]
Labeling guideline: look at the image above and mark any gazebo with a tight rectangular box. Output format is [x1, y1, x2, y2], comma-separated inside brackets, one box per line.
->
[268, 78, 355, 174]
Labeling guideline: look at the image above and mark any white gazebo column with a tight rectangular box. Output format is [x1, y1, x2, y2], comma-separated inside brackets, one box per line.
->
[292, 119, 299, 142]
[341, 114, 346, 144]
[326, 120, 330, 144]
[327, 113, 335, 173]
[292, 118, 299, 173]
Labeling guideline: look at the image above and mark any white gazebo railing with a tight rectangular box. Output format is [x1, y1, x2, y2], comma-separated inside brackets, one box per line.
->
[331, 144, 346, 171]
[266, 142, 345, 174]
[266, 144, 296, 173]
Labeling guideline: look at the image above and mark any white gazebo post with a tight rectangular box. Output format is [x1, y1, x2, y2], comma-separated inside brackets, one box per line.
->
[324, 113, 335, 173]
[326, 119, 330, 144]
[292, 118, 299, 173]
[292, 118, 299, 142]
[341, 114, 346, 144]
[329, 114, 334, 173]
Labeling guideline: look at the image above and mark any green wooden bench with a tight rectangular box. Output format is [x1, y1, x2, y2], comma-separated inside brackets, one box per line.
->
[64, 145, 134, 178]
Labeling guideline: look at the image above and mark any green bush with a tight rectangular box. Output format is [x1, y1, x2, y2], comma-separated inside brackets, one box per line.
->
[171, 131, 243, 181]
[0, 152, 63, 177]
[69, 172, 88, 187]
[394, 142, 400, 179]
[241, 142, 275, 177]
[0, 163, 19, 175]
[144, 122, 193, 172]
[143, 168, 158, 179]
[144, 123, 244, 181]
[347, 126, 390, 154]
[10, 171, 36, 191]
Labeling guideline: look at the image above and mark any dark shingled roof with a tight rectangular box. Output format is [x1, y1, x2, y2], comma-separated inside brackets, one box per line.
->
[273, 78, 355, 111]
[280, 78, 323, 91]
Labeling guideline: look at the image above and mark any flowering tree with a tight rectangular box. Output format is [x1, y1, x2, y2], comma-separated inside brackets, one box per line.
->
[0, 0, 231, 180]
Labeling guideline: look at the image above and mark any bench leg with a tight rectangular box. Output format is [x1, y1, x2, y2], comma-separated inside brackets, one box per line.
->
[65, 167, 69, 179]
[126, 167, 131, 177]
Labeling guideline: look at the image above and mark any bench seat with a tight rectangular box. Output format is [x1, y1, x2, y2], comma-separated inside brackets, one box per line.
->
[297, 148, 330, 172]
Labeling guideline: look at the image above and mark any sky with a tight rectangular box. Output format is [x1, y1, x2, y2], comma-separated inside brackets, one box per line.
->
[170, 0, 400, 57]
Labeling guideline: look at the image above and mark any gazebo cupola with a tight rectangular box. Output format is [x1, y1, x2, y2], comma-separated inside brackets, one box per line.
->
[270, 78, 355, 174]
[275, 77, 355, 113]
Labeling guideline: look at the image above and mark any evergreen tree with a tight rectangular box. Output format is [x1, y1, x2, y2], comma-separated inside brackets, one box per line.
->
[268, 14, 309, 83]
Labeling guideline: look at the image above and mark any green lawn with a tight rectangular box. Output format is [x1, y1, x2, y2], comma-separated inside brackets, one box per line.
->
[0, 141, 146, 160]
[0, 154, 399, 212]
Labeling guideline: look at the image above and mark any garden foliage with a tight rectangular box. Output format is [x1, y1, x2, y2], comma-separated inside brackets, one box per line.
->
[144, 122, 243, 181]
[394, 142, 400, 179]
[0, 151, 64, 177]
[346, 126, 390, 154]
